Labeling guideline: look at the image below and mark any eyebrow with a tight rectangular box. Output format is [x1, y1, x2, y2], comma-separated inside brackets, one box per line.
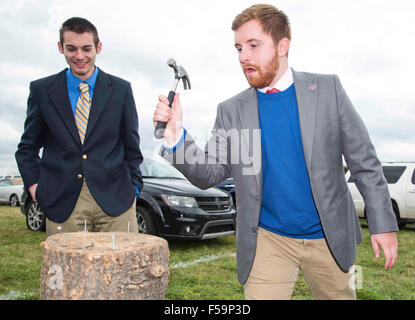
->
[65, 44, 93, 49]
[235, 38, 261, 48]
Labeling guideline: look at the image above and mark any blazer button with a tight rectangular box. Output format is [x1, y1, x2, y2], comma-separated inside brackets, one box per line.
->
[77, 174, 83, 179]
[252, 226, 257, 233]
[82, 154, 88, 160]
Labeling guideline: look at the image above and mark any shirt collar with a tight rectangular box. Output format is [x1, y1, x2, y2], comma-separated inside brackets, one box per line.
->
[257, 67, 293, 93]
[66, 66, 99, 91]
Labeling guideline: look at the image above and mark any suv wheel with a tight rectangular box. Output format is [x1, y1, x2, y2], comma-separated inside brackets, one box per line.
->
[9, 194, 19, 207]
[393, 202, 406, 230]
[26, 201, 46, 231]
[136, 205, 157, 235]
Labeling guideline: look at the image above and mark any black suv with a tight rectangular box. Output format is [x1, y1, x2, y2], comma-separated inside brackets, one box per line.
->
[216, 178, 236, 208]
[20, 157, 236, 240]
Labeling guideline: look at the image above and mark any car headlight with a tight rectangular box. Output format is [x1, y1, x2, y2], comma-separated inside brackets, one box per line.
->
[161, 194, 198, 208]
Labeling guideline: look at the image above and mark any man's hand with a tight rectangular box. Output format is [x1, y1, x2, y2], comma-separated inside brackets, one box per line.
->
[153, 93, 183, 145]
[28, 183, 38, 202]
[370, 232, 398, 270]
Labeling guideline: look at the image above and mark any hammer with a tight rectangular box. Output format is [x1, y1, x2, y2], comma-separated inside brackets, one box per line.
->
[154, 58, 191, 139]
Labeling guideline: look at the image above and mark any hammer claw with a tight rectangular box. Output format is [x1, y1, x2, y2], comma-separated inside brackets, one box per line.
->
[154, 58, 191, 139]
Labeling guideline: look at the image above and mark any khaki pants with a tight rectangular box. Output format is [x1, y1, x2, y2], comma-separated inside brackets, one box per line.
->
[244, 227, 356, 300]
[46, 182, 138, 237]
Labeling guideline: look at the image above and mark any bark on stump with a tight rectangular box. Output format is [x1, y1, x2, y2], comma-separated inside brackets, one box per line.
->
[40, 232, 169, 300]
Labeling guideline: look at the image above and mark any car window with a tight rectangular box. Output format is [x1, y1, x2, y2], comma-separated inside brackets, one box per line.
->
[0, 180, 12, 186]
[347, 165, 407, 184]
[382, 166, 406, 184]
[140, 158, 186, 179]
[412, 169, 415, 185]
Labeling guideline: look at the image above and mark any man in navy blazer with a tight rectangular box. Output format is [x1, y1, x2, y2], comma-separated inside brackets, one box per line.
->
[16, 17, 143, 236]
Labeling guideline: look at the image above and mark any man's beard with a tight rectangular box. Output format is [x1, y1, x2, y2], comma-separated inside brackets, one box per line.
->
[244, 53, 279, 89]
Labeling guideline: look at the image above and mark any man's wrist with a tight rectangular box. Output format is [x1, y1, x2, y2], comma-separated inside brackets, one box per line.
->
[162, 128, 186, 155]
[162, 128, 184, 148]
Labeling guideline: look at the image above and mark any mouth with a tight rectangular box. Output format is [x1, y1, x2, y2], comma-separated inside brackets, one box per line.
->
[72, 61, 89, 68]
[244, 66, 257, 76]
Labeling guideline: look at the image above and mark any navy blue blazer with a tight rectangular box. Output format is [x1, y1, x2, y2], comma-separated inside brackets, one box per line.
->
[16, 68, 143, 223]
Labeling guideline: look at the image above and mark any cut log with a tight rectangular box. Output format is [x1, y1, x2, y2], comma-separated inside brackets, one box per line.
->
[40, 232, 169, 300]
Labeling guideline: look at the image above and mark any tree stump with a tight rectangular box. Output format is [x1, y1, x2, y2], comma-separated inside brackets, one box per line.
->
[40, 232, 169, 300]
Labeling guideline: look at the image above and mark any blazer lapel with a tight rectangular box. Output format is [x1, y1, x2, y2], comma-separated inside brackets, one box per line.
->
[84, 68, 112, 143]
[237, 88, 262, 194]
[48, 70, 81, 146]
[292, 69, 318, 173]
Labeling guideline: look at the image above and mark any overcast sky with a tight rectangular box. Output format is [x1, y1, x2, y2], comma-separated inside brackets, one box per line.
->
[0, 0, 414, 175]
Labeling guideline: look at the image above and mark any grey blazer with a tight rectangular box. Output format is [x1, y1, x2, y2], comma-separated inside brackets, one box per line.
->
[161, 69, 398, 285]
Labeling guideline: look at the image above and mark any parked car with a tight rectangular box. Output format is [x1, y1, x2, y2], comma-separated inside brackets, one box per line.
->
[21, 156, 237, 239]
[216, 177, 236, 208]
[346, 162, 415, 229]
[0, 179, 24, 207]
[3, 173, 21, 180]
[20, 190, 45, 231]
[137, 157, 236, 240]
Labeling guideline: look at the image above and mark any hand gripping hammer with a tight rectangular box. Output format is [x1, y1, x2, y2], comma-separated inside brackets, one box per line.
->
[154, 58, 191, 139]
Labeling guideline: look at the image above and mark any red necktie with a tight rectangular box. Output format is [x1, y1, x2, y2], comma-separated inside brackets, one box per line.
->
[266, 88, 280, 93]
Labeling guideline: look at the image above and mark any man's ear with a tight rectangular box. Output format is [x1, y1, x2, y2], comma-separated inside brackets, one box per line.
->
[96, 41, 102, 54]
[277, 38, 290, 57]
[58, 41, 64, 54]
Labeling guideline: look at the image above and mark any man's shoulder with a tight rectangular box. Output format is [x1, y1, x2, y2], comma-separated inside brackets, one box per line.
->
[98, 68, 131, 87]
[220, 87, 255, 107]
[292, 69, 338, 82]
[30, 69, 66, 88]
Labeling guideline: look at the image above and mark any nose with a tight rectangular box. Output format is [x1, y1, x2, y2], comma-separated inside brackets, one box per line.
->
[239, 48, 250, 65]
[74, 49, 84, 60]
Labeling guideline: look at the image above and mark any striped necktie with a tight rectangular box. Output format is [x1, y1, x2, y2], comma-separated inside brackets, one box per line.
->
[75, 82, 91, 144]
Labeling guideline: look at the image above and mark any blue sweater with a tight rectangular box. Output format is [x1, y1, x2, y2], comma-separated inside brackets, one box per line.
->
[257, 84, 324, 239]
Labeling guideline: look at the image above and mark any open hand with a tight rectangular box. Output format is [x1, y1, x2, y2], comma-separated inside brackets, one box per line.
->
[370, 232, 398, 270]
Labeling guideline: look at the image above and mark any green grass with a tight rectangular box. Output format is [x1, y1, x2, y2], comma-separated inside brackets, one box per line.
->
[0, 206, 45, 300]
[1, 206, 414, 300]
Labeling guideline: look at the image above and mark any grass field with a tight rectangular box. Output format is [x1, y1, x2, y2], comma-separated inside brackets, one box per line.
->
[0, 205, 414, 300]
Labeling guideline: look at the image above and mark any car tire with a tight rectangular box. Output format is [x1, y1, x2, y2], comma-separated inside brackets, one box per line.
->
[26, 200, 46, 231]
[136, 204, 157, 236]
[393, 202, 406, 230]
[9, 194, 19, 207]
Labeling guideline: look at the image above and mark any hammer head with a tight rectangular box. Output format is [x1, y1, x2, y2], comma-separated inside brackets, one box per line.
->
[167, 58, 191, 90]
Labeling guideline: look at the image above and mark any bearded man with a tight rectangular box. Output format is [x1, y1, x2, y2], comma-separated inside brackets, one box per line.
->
[152, 4, 398, 300]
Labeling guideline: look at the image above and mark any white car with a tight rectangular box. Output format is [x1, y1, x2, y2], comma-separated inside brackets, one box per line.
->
[346, 162, 415, 229]
[0, 179, 24, 207]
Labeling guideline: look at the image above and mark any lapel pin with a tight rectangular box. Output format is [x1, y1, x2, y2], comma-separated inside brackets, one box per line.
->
[308, 84, 317, 92]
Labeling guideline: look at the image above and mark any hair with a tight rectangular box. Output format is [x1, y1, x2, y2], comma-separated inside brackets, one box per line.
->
[59, 17, 100, 48]
[232, 4, 291, 46]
